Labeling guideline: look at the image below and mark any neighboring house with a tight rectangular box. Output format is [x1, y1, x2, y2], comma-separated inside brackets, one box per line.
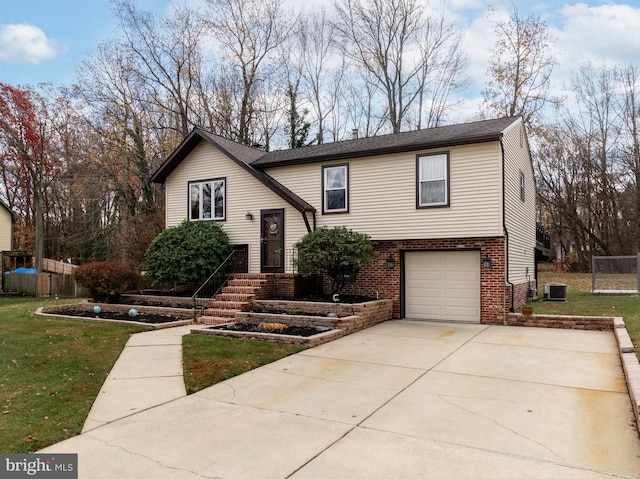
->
[0, 200, 14, 291]
[151, 116, 551, 324]
[0, 200, 13, 252]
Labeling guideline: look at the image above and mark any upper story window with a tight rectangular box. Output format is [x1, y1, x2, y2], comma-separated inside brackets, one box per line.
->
[417, 152, 449, 207]
[189, 179, 225, 221]
[323, 164, 348, 213]
[520, 171, 525, 202]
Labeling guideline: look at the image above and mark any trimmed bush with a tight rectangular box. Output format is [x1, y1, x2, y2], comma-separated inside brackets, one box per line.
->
[145, 220, 232, 288]
[295, 226, 375, 293]
[74, 262, 138, 303]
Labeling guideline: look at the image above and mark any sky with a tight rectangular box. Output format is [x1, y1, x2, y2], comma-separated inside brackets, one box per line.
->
[1, 0, 639, 114]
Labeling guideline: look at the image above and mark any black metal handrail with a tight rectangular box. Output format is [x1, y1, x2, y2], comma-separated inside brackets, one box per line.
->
[191, 250, 236, 318]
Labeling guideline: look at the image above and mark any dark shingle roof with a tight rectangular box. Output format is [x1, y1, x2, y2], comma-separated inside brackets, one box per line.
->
[150, 127, 264, 183]
[150, 117, 521, 214]
[252, 117, 520, 168]
[150, 128, 314, 213]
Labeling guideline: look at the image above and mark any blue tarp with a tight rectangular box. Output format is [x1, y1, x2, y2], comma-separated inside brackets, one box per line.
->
[12, 267, 37, 274]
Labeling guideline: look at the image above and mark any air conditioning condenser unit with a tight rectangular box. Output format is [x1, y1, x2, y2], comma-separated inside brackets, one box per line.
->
[543, 283, 567, 301]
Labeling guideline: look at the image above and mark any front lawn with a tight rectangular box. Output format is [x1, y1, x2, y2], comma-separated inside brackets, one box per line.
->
[0, 297, 147, 453]
[533, 272, 640, 355]
[4, 273, 637, 453]
[0, 296, 305, 453]
[182, 334, 305, 394]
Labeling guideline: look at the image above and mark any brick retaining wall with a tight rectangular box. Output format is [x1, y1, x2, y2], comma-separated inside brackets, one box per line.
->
[241, 299, 394, 340]
[506, 313, 614, 330]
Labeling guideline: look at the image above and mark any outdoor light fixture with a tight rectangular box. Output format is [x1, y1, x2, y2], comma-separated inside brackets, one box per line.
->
[482, 253, 492, 269]
[386, 254, 396, 269]
[245, 211, 253, 221]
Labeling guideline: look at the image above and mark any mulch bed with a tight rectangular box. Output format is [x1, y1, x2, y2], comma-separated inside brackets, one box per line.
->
[221, 323, 328, 337]
[272, 295, 375, 304]
[48, 306, 186, 324]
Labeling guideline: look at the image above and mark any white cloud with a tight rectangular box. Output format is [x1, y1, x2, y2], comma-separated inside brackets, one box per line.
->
[449, 0, 485, 10]
[460, 11, 499, 90]
[0, 23, 58, 64]
[555, 3, 640, 72]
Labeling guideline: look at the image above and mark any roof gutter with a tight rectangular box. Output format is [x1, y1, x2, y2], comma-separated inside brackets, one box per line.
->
[252, 134, 502, 169]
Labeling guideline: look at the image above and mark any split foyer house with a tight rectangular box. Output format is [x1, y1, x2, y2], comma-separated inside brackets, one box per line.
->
[151, 116, 551, 324]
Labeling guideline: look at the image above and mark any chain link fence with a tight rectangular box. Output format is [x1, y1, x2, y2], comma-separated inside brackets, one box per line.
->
[591, 255, 640, 293]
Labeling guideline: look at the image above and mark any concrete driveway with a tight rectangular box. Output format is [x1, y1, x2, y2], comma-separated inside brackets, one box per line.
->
[42, 321, 640, 478]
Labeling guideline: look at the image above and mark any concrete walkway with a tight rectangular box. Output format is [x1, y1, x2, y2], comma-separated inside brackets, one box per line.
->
[42, 321, 640, 478]
[81, 325, 195, 432]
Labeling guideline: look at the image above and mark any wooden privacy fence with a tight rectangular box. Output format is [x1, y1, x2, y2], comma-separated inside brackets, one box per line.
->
[3, 272, 86, 297]
[41, 258, 77, 275]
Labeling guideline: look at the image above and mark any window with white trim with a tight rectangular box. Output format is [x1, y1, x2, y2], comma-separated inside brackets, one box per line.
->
[323, 164, 348, 213]
[520, 171, 525, 202]
[417, 153, 449, 207]
[189, 179, 225, 220]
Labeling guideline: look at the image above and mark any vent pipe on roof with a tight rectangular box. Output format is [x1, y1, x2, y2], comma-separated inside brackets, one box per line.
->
[352, 128, 358, 140]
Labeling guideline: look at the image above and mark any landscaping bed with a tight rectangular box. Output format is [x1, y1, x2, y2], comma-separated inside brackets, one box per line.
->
[194, 322, 342, 346]
[38, 303, 194, 328]
[194, 298, 393, 346]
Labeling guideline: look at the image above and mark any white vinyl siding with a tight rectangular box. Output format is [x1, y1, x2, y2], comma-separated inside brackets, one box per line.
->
[0, 205, 12, 251]
[404, 251, 481, 322]
[502, 119, 536, 286]
[164, 141, 309, 273]
[266, 142, 503, 241]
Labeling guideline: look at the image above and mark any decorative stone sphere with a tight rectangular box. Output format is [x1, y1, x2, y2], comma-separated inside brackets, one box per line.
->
[93, 305, 102, 314]
[128, 308, 138, 317]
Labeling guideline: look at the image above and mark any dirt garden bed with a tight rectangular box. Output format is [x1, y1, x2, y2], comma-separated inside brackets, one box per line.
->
[194, 298, 393, 346]
[38, 303, 194, 329]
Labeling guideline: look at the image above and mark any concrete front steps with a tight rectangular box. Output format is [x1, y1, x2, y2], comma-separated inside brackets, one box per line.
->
[196, 274, 269, 325]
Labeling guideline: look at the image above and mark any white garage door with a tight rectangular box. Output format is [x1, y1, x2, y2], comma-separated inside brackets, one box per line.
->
[404, 251, 481, 322]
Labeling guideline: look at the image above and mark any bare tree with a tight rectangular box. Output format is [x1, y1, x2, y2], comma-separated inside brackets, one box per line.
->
[534, 63, 640, 269]
[616, 64, 640, 252]
[415, 11, 468, 129]
[483, 6, 558, 133]
[112, 0, 206, 137]
[202, 0, 297, 145]
[333, 0, 466, 133]
[295, 10, 346, 144]
[571, 63, 622, 253]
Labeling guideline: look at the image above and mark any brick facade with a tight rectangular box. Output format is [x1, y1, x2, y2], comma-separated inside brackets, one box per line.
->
[512, 280, 535, 311]
[336, 237, 513, 324]
[255, 236, 533, 325]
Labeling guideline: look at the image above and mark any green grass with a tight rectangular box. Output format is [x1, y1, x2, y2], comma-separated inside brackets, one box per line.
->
[5, 272, 636, 452]
[182, 334, 305, 394]
[0, 297, 148, 453]
[531, 272, 640, 354]
[0, 296, 304, 452]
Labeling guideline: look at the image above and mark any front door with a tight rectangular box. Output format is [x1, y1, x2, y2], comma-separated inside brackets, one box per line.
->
[261, 209, 284, 273]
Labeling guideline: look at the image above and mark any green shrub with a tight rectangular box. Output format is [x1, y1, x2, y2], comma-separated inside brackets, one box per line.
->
[73, 262, 138, 302]
[295, 226, 375, 293]
[145, 220, 232, 287]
